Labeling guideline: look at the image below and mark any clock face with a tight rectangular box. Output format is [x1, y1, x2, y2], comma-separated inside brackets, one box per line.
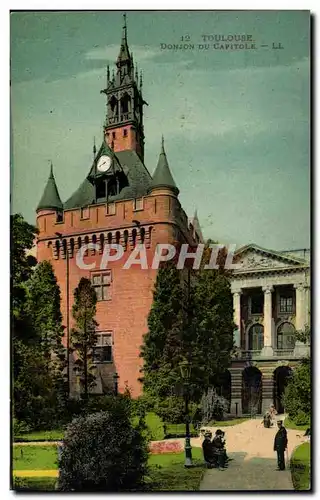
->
[97, 155, 112, 172]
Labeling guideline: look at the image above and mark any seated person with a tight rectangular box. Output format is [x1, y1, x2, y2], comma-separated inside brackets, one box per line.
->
[212, 429, 227, 470]
[263, 412, 271, 428]
[221, 431, 232, 462]
[202, 431, 216, 467]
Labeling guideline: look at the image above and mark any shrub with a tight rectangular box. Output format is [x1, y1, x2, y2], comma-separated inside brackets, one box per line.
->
[201, 388, 229, 424]
[283, 357, 311, 424]
[57, 398, 148, 492]
[155, 396, 185, 423]
[294, 410, 310, 426]
[13, 418, 31, 436]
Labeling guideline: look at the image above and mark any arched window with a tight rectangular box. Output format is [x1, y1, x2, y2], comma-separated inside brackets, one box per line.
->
[109, 95, 118, 117]
[140, 227, 145, 244]
[116, 231, 120, 244]
[107, 232, 113, 245]
[70, 238, 75, 258]
[277, 322, 296, 350]
[123, 230, 129, 250]
[92, 234, 97, 255]
[99, 234, 105, 254]
[62, 239, 67, 259]
[55, 240, 60, 259]
[132, 228, 137, 246]
[84, 235, 89, 256]
[248, 324, 264, 351]
[120, 93, 131, 115]
[77, 237, 82, 249]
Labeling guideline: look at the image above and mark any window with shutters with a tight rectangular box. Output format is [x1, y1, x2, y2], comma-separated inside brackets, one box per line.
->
[93, 332, 113, 363]
[91, 271, 112, 301]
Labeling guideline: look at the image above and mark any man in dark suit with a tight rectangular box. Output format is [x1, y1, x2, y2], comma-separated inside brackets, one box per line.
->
[274, 420, 288, 470]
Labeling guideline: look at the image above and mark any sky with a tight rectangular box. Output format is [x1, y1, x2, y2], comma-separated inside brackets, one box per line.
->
[10, 10, 310, 250]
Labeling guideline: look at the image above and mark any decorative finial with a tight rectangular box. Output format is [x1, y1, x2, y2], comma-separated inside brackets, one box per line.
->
[93, 137, 97, 157]
[161, 135, 165, 153]
[49, 160, 54, 177]
[139, 70, 143, 89]
[107, 65, 110, 83]
[123, 13, 127, 37]
[112, 69, 115, 81]
[135, 63, 139, 82]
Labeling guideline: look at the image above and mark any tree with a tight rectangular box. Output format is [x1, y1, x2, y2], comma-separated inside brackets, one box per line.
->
[26, 260, 67, 407]
[140, 245, 235, 408]
[11, 213, 38, 344]
[71, 278, 98, 398]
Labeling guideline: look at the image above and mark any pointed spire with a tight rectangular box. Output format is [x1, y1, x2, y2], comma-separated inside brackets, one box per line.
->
[37, 162, 63, 212]
[107, 65, 110, 84]
[93, 137, 97, 157]
[140, 70, 143, 90]
[150, 137, 179, 196]
[117, 12, 130, 63]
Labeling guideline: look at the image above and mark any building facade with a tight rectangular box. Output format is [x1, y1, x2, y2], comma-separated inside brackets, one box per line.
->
[229, 244, 310, 416]
[36, 19, 199, 398]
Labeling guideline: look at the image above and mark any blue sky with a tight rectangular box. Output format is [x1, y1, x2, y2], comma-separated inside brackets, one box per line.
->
[10, 10, 310, 250]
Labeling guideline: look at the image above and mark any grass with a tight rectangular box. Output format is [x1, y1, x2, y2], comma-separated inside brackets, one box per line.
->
[208, 417, 248, 427]
[290, 442, 310, 491]
[14, 429, 64, 442]
[13, 446, 58, 470]
[13, 447, 205, 492]
[284, 417, 310, 431]
[13, 477, 57, 491]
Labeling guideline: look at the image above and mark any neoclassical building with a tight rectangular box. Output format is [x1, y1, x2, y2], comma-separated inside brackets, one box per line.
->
[227, 244, 310, 416]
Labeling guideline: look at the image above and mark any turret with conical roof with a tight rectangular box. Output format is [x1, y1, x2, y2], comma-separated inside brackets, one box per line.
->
[149, 137, 179, 196]
[37, 163, 63, 212]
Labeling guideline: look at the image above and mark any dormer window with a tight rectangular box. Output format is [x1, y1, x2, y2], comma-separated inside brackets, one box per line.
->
[112, 132, 116, 139]
[123, 129, 128, 137]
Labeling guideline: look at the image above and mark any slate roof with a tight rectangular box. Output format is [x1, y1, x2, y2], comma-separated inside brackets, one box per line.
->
[64, 149, 152, 210]
[37, 164, 63, 212]
[149, 137, 179, 195]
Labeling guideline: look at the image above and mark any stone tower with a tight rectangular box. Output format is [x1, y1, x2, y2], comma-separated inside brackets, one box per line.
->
[36, 16, 198, 397]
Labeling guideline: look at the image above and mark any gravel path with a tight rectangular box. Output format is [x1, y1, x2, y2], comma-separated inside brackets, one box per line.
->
[199, 416, 305, 491]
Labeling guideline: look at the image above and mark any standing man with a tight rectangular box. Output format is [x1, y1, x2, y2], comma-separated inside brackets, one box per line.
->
[274, 420, 288, 470]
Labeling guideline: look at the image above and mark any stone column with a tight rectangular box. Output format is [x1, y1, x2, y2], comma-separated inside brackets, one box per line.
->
[262, 285, 274, 356]
[229, 367, 243, 415]
[294, 284, 309, 357]
[233, 290, 242, 348]
[295, 283, 306, 331]
[260, 367, 274, 414]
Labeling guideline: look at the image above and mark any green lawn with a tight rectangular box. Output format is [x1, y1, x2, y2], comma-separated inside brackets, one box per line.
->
[14, 429, 64, 442]
[208, 417, 248, 427]
[284, 417, 310, 431]
[13, 447, 205, 492]
[13, 477, 57, 491]
[13, 446, 58, 470]
[290, 442, 310, 491]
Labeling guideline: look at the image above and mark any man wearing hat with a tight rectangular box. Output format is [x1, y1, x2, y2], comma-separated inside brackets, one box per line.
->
[202, 430, 215, 468]
[273, 420, 288, 471]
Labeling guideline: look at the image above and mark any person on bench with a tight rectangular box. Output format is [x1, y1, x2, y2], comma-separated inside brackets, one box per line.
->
[202, 431, 216, 468]
[212, 429, 227, 471]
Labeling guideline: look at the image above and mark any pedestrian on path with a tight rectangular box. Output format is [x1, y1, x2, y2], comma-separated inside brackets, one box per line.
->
[269, 404, 277, 426]
[273, 420, 288, 471]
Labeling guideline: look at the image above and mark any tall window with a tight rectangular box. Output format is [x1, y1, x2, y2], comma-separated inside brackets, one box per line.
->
[250, 293, 264, 315]
[248, 324, 264, 350]
[93, 332, 112, 363]
[279, 295, 293, 313]
[277, 322, 296, 349]
[91, 271, 112, 301]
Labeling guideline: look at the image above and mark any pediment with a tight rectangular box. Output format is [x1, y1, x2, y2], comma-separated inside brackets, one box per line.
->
[233, 244, 307, 273]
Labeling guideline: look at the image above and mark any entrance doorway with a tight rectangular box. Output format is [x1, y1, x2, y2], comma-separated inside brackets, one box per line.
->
[242, 366, 262, 415]
[273, 365, 292, 413]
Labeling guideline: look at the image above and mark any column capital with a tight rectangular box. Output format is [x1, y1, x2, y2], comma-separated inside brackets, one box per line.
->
[262, 285, 274, 293]
[232, 288, 242, 295]
[294, 283, 306, 291]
